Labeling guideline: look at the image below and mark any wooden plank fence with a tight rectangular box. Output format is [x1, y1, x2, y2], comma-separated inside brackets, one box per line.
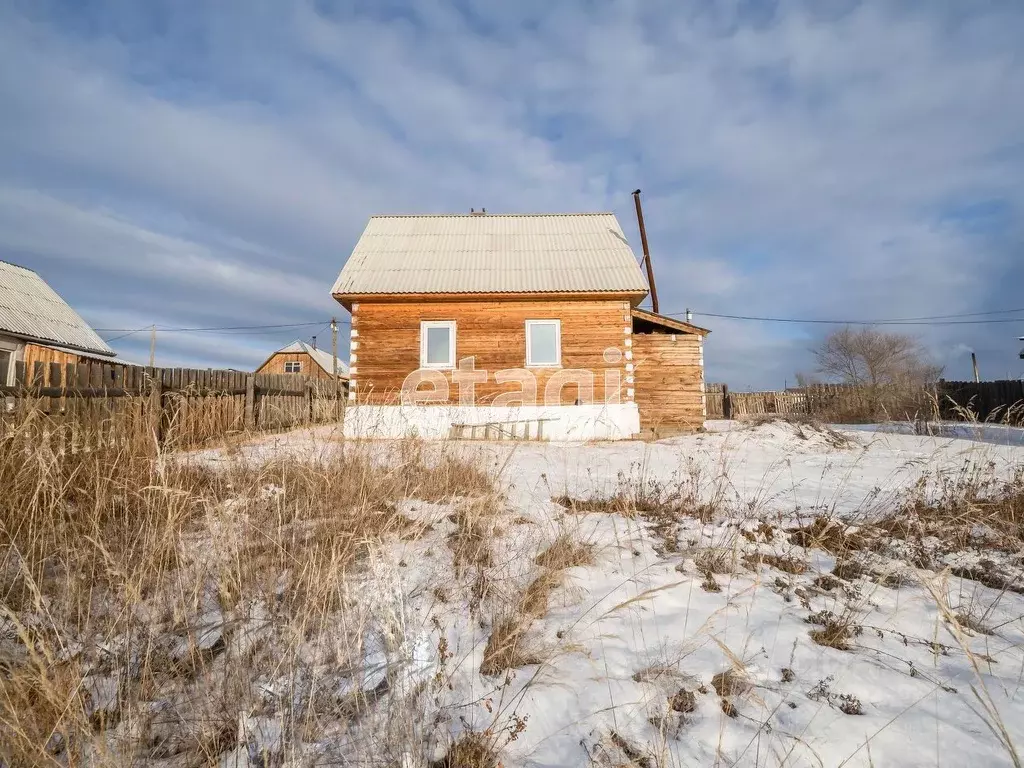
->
[706, 389, 808, 419]
[938, 380, 1024, 424]
[0, 361, 345, 449]
[706, 380, 1023, 425]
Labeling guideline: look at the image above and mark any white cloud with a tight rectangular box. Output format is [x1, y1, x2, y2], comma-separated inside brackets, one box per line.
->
[0, 0, 1020, 384]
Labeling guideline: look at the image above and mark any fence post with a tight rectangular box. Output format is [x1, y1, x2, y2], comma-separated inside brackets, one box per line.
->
[306, 378, 313, 425]
[722, 383, 732, 420]
[245, 374, 256, 431]
[147, 367, 163, 445]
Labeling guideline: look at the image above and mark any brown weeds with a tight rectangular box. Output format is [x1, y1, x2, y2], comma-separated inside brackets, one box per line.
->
[479, 618, 540, 677]
[534, 534, 594, 570]
[743, 552, 808, 575]
[430, 731, 501, 768]
[519, 570, 563, 618]
[695, 547, 740, 576]
[806, 610, 860, 651]
[0, 406, 499, 766]
[711, 669, 752, 698]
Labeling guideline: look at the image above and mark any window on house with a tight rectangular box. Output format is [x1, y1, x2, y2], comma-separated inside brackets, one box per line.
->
[0, 350, 10, 386]
[525, 320, 561, 367]
[420, 321, 456, 368]
[284, 361, 302, 373]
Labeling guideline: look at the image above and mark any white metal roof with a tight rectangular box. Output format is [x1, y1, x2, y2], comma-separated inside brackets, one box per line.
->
[0, 260, 114, 356]
[332, 213, 650, 297]
[272, 340, 349, 377]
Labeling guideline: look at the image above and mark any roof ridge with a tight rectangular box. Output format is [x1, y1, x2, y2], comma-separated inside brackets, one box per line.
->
[0, 258, 38, 274]
[368, 212, 615, 219]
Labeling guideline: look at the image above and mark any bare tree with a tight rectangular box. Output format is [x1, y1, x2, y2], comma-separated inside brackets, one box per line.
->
[812, 327, 942, 386]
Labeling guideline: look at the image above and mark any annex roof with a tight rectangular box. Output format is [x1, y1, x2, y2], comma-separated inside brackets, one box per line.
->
[0, 260, 115, 356]
[631, 308, 710, 336]
[332, 213, 650, 298]
[261, 340, 349, 378]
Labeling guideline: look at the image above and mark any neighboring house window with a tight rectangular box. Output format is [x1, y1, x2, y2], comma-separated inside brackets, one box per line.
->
[284, 361, 302, 373]
[420, 321, 456, 369]
[0, 350, 10, 386]
[525, 320, 561, 367]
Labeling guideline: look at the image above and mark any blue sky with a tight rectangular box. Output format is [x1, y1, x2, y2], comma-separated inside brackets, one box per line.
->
[1, 0, 1022, 388]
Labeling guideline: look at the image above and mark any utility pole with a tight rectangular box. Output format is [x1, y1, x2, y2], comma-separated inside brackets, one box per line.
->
[331, 317, 339, 417]
[632, 189, 659, 314]
[149, 324, 156, 367]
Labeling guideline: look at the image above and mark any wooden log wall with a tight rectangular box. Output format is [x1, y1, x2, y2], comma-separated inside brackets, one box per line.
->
[351, 298, 633, 406]
[631, 332, 705, 435]
[256, 351, 340, 380]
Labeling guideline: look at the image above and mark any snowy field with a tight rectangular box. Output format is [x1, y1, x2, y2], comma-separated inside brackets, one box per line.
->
[189, 419, 1024, 768]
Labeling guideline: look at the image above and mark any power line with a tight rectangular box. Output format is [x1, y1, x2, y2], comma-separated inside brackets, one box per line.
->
[680, 309, 1024, 326]
[891, 308, 1024, 320]
[191, 322, 342, 337]
[96, 319, 341, 334]
[102, 328, 146, 343]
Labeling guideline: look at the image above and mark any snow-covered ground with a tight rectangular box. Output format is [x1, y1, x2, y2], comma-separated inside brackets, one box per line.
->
[197, 419, 1024, 767]
[847, 421, 1024, 448]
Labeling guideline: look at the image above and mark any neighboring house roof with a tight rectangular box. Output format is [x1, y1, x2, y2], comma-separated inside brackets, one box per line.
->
[332, 213, 651, 297]
[259, 340, 349, 378]
[0, 260, 115, 356]
[631, 308, 711, 336]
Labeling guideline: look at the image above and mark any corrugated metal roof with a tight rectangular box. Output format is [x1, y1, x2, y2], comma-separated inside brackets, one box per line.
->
[274, 340, 349, 377]
[47, 345, 139, 365]
[332, 213, 650, 296]
[0, 261, 114, 356]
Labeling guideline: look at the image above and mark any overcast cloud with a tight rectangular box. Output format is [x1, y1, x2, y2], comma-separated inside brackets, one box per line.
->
[1, 0, 1021, 385]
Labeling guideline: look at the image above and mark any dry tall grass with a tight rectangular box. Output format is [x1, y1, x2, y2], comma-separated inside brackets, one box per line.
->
[0, 404, 499, 766]
[4, 402, 1024, 767]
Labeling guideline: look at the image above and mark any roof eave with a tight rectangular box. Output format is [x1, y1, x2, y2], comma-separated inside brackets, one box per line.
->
[630, 308, 711, 336]
[333, 289, 649, 309]
[2, 332, 116, 358]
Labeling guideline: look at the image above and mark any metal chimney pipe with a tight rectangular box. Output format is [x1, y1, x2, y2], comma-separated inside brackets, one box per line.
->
[632, 189, 659, 314]
[312, 335, 317, 351]
[971, 351, 980, 383]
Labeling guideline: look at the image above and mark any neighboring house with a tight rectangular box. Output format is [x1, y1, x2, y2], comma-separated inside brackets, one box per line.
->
[255, 340, 349, 382]
[0, 260, 131, 387]
[331, 212, 709, 440]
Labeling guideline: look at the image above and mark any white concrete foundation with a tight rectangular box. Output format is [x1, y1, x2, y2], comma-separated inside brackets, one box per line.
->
[342, 403, 641, 441]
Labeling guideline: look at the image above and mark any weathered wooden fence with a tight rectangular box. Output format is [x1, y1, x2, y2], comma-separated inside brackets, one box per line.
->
[0, 361, 345, 448]
[706, 380, 1023, 425]
[938, 380, 1024, 424]
[706, 388, 808, 419]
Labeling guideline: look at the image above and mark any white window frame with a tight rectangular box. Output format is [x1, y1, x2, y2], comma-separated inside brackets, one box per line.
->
[525, 319, 562, 368]
[284, 361, 302, 373]
[420, 320, 456, 369]
[0, 338, 17, 387]
[0, 350, 11, 387]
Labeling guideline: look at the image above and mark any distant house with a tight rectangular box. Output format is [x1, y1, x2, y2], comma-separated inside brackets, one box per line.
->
[331, 212, 709, 440]
[0, 260, 131, 386]
[255, 340, 349, 382]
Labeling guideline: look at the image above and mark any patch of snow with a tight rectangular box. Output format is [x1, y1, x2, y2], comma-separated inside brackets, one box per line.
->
[95, 420, 1024, 765]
